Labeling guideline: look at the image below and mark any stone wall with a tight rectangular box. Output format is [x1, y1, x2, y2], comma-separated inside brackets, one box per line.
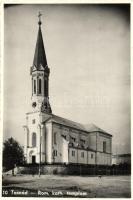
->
[17, 164, 114, 175]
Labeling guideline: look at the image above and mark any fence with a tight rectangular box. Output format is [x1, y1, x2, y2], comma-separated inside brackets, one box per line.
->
[16, 163, 131, 175]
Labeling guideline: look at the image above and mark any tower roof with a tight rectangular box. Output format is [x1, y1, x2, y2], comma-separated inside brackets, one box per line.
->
[33, 16, 48, 70]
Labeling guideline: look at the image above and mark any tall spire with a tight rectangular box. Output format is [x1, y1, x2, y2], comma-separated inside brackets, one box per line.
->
[31, 13, 52, 114]
[32, 12, 48, 70]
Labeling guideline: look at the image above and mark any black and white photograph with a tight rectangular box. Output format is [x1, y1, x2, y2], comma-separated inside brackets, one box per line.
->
[2, 3, 131, 198]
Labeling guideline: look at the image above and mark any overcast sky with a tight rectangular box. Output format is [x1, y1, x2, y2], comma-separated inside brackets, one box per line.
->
[4, 4, 130, 154]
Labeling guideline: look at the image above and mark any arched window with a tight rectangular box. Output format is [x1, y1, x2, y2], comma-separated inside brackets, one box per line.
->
[44, 79, 48, 96]
[81, 152, 84, 158]
[34, 80, 36, 94]
[32, 132, 36, 147]
[91, 153, 93, 159]
[39, 79, 42, 94]
[72, 150, 75, 157]
[103, 141, 106, 153]
[27, 132, 29, 147]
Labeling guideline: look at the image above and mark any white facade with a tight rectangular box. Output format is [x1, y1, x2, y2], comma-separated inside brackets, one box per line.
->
[24, 117, 112, 165]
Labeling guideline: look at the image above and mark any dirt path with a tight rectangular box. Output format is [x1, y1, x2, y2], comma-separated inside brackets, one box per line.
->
[2, 175, 131, 197]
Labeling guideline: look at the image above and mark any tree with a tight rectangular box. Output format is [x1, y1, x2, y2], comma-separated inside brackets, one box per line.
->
[3, 137, 24, 174]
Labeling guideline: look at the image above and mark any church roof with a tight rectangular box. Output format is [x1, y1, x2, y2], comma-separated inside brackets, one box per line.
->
[33, 24, 48, 69]
[43, 114, 112, 136]
[84, 123, 110, 134]
[51, 114, 88, 132]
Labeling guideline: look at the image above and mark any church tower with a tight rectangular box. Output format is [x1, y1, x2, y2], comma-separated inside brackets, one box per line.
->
[24, 13, 52, 164]
[30, 13, 52, 114]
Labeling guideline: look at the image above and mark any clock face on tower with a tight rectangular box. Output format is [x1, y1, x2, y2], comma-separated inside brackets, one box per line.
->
[32, 102, 37, 108]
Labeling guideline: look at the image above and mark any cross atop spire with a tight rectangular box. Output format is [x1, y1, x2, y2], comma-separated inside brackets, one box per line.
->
[32, 12, 48, 70]
[38, 11, 42, 26]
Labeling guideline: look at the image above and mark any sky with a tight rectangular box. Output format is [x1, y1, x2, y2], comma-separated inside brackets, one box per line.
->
[4, 4, 130, 154]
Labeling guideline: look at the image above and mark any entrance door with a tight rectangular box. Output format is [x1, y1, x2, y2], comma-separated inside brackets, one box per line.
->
[32, 156, 36, 164]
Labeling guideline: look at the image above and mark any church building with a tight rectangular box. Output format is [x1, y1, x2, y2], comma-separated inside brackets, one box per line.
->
[23, 14, 112, 166]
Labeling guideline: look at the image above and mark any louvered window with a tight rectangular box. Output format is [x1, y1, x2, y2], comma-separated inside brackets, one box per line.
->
[39, 79, 42, 94]
[34, 80, 36, 94]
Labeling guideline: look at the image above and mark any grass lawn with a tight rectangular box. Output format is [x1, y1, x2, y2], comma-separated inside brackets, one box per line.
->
[2, 175, 131, 198]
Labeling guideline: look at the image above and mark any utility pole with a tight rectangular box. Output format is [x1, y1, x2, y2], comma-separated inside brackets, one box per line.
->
[38, 124, 42, 177]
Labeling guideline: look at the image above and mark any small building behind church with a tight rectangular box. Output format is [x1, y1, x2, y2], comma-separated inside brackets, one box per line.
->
[23, 15, 112, 168]
[112, 154, 131, 165]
